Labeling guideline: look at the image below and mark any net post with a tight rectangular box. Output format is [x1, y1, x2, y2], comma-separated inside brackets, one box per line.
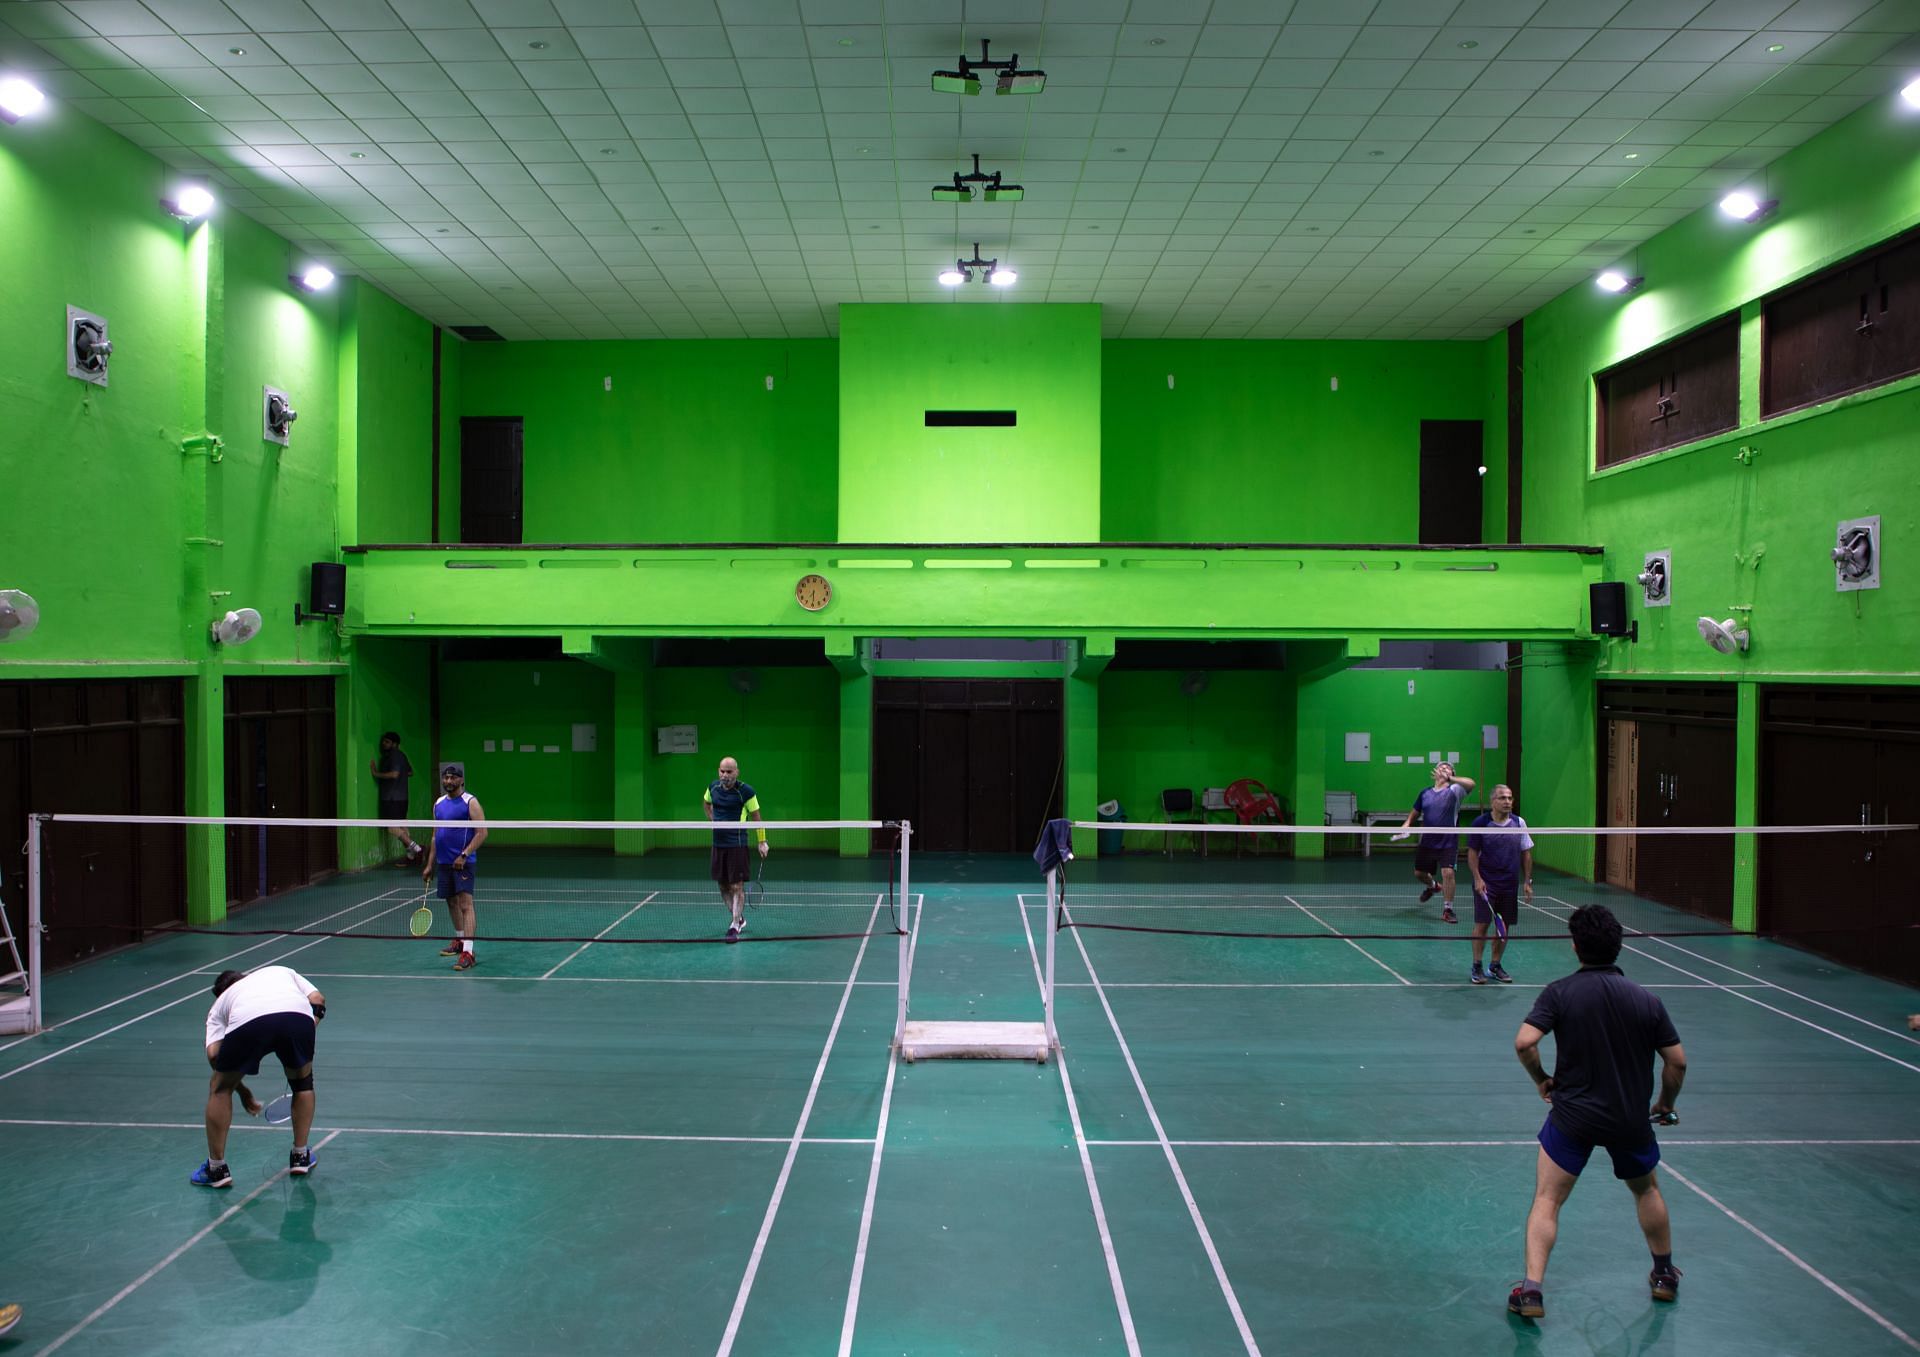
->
[27, 813, 43, 1033]
[894, 820, 912, 1048]
[1043, 866, 1059, 1055]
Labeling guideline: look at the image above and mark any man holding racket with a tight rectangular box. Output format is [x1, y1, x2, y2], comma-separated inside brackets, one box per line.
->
[1466, 784, 1532, 985]
[193, 965, 326, 1188]
[1509, 904, 1687, 1320]
[704, 755, 768, 943]
[1395, 761, 1474, 924]
[425, 762, 487, 970]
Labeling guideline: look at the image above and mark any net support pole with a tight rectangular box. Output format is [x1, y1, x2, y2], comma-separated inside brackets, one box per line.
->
[1043, 866, 1059, 1054]
[894, 820, 911, 1047]
[27, 813, 43, 1034]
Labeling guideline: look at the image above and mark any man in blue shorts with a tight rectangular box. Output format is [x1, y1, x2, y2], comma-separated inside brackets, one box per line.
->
[1394, 761, 1474, 923]
[1466, 783, 1533, 985]
[194, 965, 327, 1187]
[1509, 904, 1688, 1320]
[423, 762, 487, 970]
[704, 755, 769, 943]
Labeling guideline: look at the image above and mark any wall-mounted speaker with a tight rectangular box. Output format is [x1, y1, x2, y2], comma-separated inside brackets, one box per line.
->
[1589, 581, 1636, 641]
[297, 562, 345, 624]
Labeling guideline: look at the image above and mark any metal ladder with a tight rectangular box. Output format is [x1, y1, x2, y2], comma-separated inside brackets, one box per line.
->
[1, 819, 40, 1034]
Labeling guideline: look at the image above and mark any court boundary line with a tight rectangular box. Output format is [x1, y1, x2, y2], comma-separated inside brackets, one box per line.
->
[35, 1128, 346, 1355]
[1049, 981, 1761, 990]
[290, 971, 895, 986]
[837, 1042, 900, 1356]
[0, 885, 412, 1055]
[540, 889, 659, 979]
[1060, 906, 1262, 1356]
[0, 1118, 872, 1145]
[715, 892, 886, 1357]
[1081, 1137, 1920, 1148]
[1285, 895, 1410, 983]
[1661, 1162, 1920, 1351]
[1019, 889, 1142, 1356]
[1529, 899, 1920, 1076]
[0, 893, 416, 1084]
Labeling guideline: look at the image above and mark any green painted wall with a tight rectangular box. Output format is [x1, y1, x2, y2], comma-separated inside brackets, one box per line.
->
[454, 340, 839, 544]
[1313, 668, 1509, 814]
[840, 304, 1102, 542]
[1519, 98, 1920, 844]
[437, 659, 616, 847]
[347, 284, 436, 547]
[1101, 340, 1492, 542]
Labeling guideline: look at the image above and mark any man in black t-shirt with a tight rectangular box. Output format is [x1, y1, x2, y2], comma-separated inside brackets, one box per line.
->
[1508, 904, 1688, 1321]
[704, 756, 768, 943]
[370, 731, 422, 863]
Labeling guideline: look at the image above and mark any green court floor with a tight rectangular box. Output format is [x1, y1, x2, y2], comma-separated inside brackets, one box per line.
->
[2, 849, 1917, 1355]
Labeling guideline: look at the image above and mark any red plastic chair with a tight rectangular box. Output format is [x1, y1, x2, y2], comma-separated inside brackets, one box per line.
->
[1224, 779, 1285, 855]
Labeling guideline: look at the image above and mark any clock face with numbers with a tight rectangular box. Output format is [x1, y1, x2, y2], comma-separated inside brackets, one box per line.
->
[795, 573, 832, 612]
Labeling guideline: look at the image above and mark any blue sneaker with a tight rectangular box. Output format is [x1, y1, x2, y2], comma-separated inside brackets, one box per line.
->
[1470, 963, 1487, 985]
[1488, 962, 1512, 984]
[191, 1159, 233, 1189]
[289, 1148, 316, 1176]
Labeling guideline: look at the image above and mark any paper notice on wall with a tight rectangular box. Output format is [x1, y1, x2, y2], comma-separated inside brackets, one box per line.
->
[502, 740, 514, 752]
[571, 723, 598, 753]
[543, 745, 560, 754]
[1385, 755, 1404, 764]
[1447, 750, 1460, 764]
[1483, 725, 1499, 749]
[483, 740, 496, 753]
[658, 724, 698, 754]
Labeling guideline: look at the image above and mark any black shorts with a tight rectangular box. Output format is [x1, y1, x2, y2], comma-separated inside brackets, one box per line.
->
[1414, 840, 1458, 873]
[213, 1011, 315, 1075]
[1476, 887, 1519, 928]
[710, 844, 751, 887]
[379, 800, 408, 824]
[435, 864, 476, 899]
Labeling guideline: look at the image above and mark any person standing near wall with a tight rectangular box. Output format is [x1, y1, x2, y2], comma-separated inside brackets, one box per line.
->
[424, 763, 487, 970]
[371, 730, 423, 863]
[1396, 761, 1475, 923]
[704, 756, 768, 943]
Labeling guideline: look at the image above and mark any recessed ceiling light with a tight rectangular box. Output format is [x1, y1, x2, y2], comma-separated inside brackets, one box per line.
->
[838, 37, 855, 47]
[228, 46, 245, 55]
[1113, 146, 1127, 153]
[1521, 227, 1536, 234]
[1767, 43, 1785, 52]
[857, 146, 870, 153]
[1147, 37, 1166, 46]
[1457, 40, 1479, 49]
[1624, 152, 1639, 159]
[1305, 226, 1320, 232]
[350, 151, 365, 158]
[1367, 149, 1384, 156]
[529, 40, 548, 50]
[869, 224, 881, 229]
[600, 147, 616, 154]
[436, 227, 449, 233]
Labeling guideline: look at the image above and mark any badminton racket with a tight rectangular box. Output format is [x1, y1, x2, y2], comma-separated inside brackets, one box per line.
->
[263, 1093, 294, 1125]
[408, 891, 433, 938]
[747, 856, 766, 911]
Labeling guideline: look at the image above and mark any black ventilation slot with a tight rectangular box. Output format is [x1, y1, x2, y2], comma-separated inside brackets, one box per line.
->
[451, 324, 505, 342]
[925, 410, 1016, 427]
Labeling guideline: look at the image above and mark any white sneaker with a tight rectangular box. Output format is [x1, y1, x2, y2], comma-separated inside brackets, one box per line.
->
[406, 842, 423, 860]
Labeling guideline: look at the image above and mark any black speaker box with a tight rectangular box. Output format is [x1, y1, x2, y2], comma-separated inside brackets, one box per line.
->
[1589, 581, 1633, 638]
[309, 562, 346, 616]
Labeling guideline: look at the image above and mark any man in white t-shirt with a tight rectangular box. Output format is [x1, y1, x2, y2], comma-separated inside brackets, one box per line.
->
[193, 965, 327, 1188]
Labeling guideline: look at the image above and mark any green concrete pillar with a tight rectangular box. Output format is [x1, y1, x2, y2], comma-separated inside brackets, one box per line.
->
[1291, 672, 1330, 861]
[1732, 681, 1759, 932]
[614, 668, 651, 856]
[184, 662, 226, 924]
[839, 670, 872, 857]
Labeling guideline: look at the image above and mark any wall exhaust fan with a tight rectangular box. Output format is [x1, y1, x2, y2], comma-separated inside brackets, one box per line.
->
[1833, 516, 1879, 591]
[1636, 551, 1670, 607]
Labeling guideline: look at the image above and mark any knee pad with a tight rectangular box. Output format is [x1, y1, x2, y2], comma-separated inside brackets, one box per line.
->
[287, 1073, 315, 1093]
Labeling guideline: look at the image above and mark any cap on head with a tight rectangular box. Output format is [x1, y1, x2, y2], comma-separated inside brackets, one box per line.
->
[381, 730, 401, 745]
[442, 762, 464, 779]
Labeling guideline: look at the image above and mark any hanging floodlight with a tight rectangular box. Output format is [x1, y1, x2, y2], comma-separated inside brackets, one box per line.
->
[931, 153, 1026, 204]
[164, 184, 215, 220]
[939, 243, 1000, 285]
[1596, 270, 1643, 294]
[932, 39, 1045, 97]
[0, 75, 46, 123]
[1719, 190, 1777, 222]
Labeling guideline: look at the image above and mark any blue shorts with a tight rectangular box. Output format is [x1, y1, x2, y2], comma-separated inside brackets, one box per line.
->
[1476, 887, 1518, 928]
[1539, 1117, 1661, 1180]
[213, 1011, 316, 1075]
[435, 864, 476, 899]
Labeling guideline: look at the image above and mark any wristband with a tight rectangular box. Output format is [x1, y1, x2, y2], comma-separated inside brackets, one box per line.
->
[311, 1001, 326, 1021]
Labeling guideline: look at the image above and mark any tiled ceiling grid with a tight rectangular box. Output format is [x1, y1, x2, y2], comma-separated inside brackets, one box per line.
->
[1, 0, 1916, 340]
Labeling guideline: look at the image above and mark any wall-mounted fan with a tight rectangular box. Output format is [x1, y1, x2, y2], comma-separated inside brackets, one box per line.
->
[1695, 616, 1749, 655]
[0, 589, 40, 642]
[211, 608, 263, 645]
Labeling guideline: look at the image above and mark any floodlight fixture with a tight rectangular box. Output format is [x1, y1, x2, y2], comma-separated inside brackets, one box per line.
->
[931, 153, 1027, 204]
[0, 75, 46, 123]
[1596, 270, 1643, 294]
[165, 184, 216, 220]
[989, 266, 1017, 286]
[295, 264, 336, 292]
[1719, 190, 1777, 222]
[932, 39, 1045, 98]
[938, 267, 967, 286]
[940, 243, 1000, 285]
[1902, 75, 1920, 108]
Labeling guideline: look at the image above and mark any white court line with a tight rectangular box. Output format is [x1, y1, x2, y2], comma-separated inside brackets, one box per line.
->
[293, 971, 893, 987]
[1525, 900, 1920, 1076]
[1019, 888, 1142, 1357]
[0, 885, 411, 1055]
[1661, 1162, 1920, 1351]
[0, 1118, 871, 1145]
[1083, 1137, 1920, 1148]
[716, 892, 885, 1357]
[1534, 896, 1920, 1049]
[837, 1041, 901, 1357]
[541, 890, 659, 979]
[1061, 905, 1262, 1356]
[1285, 895, 1411, 984]
[1050, 981, 1750, 990]
[0, 893, 414, 1084]
[36, 1128, 347, 1356]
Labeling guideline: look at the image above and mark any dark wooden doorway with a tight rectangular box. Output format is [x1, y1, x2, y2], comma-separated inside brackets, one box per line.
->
[0, 679, 185, 965]
[224, 677, 337, 905]
[1419, 419, 1484, 544]
[1760, 686, 1920, 986]
[1598, 683, 1736, 923]
[459, 415, 524, 544]
[872, 679, 1063, 852]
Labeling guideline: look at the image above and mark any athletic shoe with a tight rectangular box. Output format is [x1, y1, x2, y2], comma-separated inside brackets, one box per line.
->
[1442, 905, 1457, 924]
[453, 951, 476, 971]
[0, 1302, 22, 1337]
[1508, 1283, 1544, 1318]
[725, 922, 740, 944]
[1419, 884, 1438, 903]
[1649, 1263, 1682, 1303]
[1470, 963, 1488, 985]
[1489, 963, 1512, 984]
[289, 1148, 316, 1176]
[407, 843, 423, 861]
[439, 940, 462, 956]
[191, 1160, 233, 1189]
[734, 916, 748, 936]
